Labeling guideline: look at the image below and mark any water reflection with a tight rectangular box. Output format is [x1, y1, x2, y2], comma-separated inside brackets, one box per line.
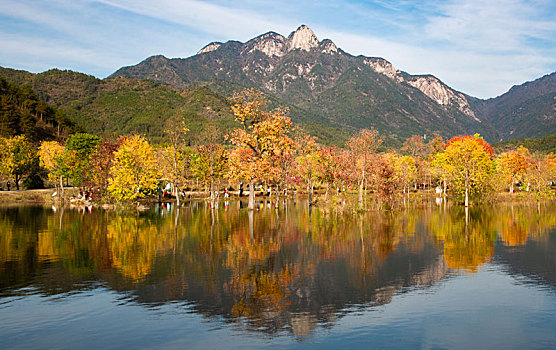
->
[0, 201, 555, 337]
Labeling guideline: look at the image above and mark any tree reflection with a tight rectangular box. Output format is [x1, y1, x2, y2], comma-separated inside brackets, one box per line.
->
[0, 201, 555, 336]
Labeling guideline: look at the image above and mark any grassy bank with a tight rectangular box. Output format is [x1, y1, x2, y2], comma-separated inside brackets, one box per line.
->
[0, 188, 80, 204]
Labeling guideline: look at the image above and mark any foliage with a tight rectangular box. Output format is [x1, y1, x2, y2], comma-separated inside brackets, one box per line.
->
[86, 141, 119, 195]
[385, 153, 417, 195]
[346, 128, 382, 204]
[493, 133, 556, 155]
[0, 76, 76, 142]
[65, 133, 101, 186]
[523, 152, 556, 199]
[0, 135, 38, 190]
[227, 89, 294, 183]
[401, 135, 427, 158]
[190, 144, 228, 195]
[108, 135, 161, 201]
[433, 134, 495, 205]
[496, 146, 530, 193]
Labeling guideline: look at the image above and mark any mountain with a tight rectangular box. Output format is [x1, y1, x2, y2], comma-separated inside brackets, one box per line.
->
[0, 67, 237, 144]
[472, 72, 556, 141]
[111, 25, 498, 141]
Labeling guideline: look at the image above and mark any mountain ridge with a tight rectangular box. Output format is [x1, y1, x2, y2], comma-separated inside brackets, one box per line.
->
[111, 25, 500, 140]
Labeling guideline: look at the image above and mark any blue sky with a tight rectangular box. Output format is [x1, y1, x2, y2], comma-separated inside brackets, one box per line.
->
[0, 0, 555, 98]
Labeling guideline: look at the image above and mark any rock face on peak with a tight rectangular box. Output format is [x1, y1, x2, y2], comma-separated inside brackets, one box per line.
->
[320, 39, 338, 54]
[403, 75, 479, 121]
[110, 25, 556, 141]
[286, 25, 319, 52]
[198, 42, 222, 55]
[246, 32, 287, 57]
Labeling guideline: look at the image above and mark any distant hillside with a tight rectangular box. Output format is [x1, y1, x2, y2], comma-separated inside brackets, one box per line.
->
[493, 134, 556, 154]
[111, 25, 498, 141]
[0, 75, 76, 142]
[470, 72, 556, 141]
[0, 68, 239, 144]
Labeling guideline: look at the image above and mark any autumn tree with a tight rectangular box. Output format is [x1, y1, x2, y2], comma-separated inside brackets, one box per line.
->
[315, 146, 341, 201]
[433, 134, 495, 206]
[190, 143, 228, 199]
[346, 128, 382, 206]
[0, 135, 38, 190]
[38, 140, 66, 194]
[401, 134, 427, 158]
[524, 152, 556, 199]
[385, 153, 417, 199]
[87, 141, 119, 197]
[108, 135, 161, 201]
[227, 89, 293, 210]
[294, 132, 319, 204]
[164, 114, 189, 205]
[496, 146, 530, 193]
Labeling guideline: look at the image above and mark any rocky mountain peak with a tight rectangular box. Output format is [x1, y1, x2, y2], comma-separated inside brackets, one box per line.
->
[197, 42, 222, 55]
[287, 25, 319, 52]
[246, 31, 287, 57]
[320, 39, 338, 54]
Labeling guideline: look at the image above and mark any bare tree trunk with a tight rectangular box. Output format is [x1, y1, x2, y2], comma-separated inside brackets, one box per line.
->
[358, 178, 364, 206]
[324, 182, 329, 201]
[175, 186, 180, 206]
[60, 175, 65, 197]
[308, 179, 313, 205]
[248, 180, 255, 210]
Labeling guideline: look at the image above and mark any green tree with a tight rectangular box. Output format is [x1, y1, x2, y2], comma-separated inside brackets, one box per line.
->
[65, 133, 101, 186]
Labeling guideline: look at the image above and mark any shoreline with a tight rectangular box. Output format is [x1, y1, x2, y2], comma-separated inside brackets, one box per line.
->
[0, 188, 552, 208]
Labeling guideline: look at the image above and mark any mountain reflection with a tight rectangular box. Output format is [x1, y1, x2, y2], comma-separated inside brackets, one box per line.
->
[0, 201, 555, 336]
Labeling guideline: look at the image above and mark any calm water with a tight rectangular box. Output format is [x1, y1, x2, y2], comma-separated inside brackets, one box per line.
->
[1, 200, 555, 349]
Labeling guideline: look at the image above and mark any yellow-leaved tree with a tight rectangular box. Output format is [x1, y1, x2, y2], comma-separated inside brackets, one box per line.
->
[433, 134, 495, 206]
[38, 140, 71, 195]
[108, 135, 161, 201]
[0, 135, 38, 190]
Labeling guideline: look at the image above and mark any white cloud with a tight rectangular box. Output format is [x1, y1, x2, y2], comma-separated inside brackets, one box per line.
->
[94, 0, 297, 43]
[425, 0, 556, 52]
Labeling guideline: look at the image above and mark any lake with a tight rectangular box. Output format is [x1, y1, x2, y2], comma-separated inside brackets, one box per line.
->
[1, 200, 555, 349]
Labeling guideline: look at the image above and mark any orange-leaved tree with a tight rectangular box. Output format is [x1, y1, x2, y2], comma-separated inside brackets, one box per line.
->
[496, 145, 530, 194]
[346, 128, 382, 206]
[227, 89, 293, 210]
